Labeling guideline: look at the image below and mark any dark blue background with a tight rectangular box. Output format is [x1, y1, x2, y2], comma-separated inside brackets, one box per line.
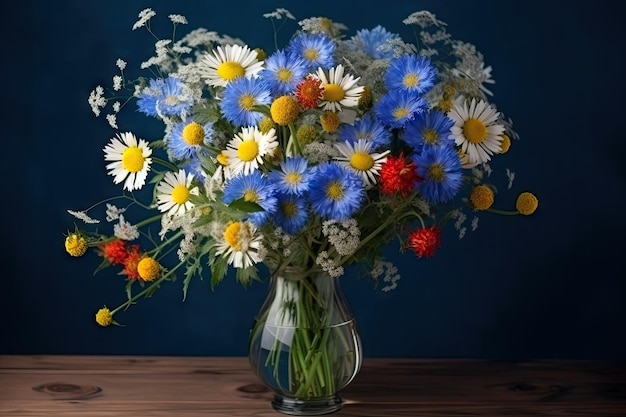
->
[2, 0, 625, 359]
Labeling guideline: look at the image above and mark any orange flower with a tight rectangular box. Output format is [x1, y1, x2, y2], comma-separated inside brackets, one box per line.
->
[407, 226, 441, 258]
[295, 75, 323, 109]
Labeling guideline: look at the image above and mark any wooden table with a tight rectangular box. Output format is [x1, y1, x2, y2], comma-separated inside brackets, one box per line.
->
[1, 355, 625, 416]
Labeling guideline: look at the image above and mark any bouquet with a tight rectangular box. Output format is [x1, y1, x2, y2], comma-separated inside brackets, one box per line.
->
[65, 7, 538, 328]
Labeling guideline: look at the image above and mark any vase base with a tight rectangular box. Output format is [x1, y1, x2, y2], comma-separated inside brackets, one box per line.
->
[271, 394, 343, 415]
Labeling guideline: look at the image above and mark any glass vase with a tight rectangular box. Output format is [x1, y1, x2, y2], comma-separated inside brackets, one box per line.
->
[248, 266, 363, 415]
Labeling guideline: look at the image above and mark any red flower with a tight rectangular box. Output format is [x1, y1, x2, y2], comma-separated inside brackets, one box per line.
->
[295, 75, 323, 110]
[407, 226, 442, 258]
[379, 153, 421, 197]
[99, 239, 132, 265]
[123, 245, 143, 280]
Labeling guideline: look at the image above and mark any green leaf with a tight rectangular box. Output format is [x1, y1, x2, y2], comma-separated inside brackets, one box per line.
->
[209, 256, 228, 290]
[228, 197, 264, 213]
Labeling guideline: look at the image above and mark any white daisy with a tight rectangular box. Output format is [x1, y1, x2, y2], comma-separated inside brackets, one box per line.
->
[201, 44, 264, 88]
[448, 98, 505, 164]
[215, 221, 264, 269]
[315, 64, 364, 112]
[223, 126, 278, 176]
[103, 132, 153, 191]
[156, 169, 199, 216]
[334, 139, 390, 189]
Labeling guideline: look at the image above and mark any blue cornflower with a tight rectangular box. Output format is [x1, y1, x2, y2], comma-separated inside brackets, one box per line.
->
[220, 77, 272, 127]
[404, 110, 454, 152]
[273, 193, 309, 234]
[287, 33, 335, 71]
[137, 76, 193, 118]
[384, 55, 437, 94]
[348, 25, 400, 59]
[268, 156, 312, 195]
[308, 162, 365, 221]
[412, 144, 463, 204]
[222, 171, 278, 227]
[167, 118, 214, 160]
[374, 89, 427, 128]
[182, 156, 205, 181]
[338, 113, 392, 149]
[260, 49, 308, 95]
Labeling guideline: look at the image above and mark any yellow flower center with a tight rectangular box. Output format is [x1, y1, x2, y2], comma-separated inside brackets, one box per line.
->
[303, 48, 319, 61]
[224, 222, 243, 251]
[469, 185, 495, 211]
[121, 147, 145, 173]
[270, 95, 301, 126]
[320, 111, 340, 133]
[463, 118, 488, 144]
[239, 94, 255, 110]
[137, 257, 161, 282]
[182, 122, 205, 145]
[423, 129, 439, 144]
[237, 139, 259, 162]
[403, 73, 419, 88]
[243, 189, 259, 203]
[282, 201, 298, 218]
[164, 95, 179, 105]
[171, 184, 190, 205]
[285, 172, 302, 185]
[393, 107, 410, 121]
[428, 163, 445, 182]
[350, 151, 374, 171]
[326, 181, 344, 201]
[65, 234, 88, 257]
[277, 68, 293, 82]
[95, 307, 113, 327]
[516, 192, 539, 216]
[323, 84, 345, 102]
[217, 61, 245, 81]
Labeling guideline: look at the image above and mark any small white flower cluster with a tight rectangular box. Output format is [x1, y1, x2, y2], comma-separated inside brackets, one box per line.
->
[132, 8, 156, 31]
[88, 86, 106, 116]
[67, 210, 100, 224]
[403, 11, 447, 28]
[298, 17, 347, 36]
[506, 169, 516, 190]
[263, 8, 295, 20]
[322, 219, 361, 256]
[450, 209, 468, 240]
[113, 215, 139, 240]
[370, 260, 401, 292]
[316, 251, 344, 278]
[105, 203, 126, 222]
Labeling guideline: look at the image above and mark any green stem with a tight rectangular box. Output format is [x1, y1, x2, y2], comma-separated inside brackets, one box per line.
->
[152, 156, 178, 171]
[111, 260, 185, 315]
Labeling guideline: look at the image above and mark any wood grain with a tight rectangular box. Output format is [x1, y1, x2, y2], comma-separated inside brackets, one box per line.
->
[1, 355, 625, 416]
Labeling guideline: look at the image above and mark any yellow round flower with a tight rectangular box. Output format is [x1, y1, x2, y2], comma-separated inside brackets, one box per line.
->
[296, 124, 318, 146]
[95, 307, 113, 327]
[516, 192, 539, 215]
[320, 111, 340, 133]
[258, 116, 276, 134]
[270, 95, 301, 125]
[499, 134, 511, 154]
[65, 233, 88, 257]
[358, 85, 373, 111]
[469, 185, 495, 211]
[137, 257, 161, 281]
